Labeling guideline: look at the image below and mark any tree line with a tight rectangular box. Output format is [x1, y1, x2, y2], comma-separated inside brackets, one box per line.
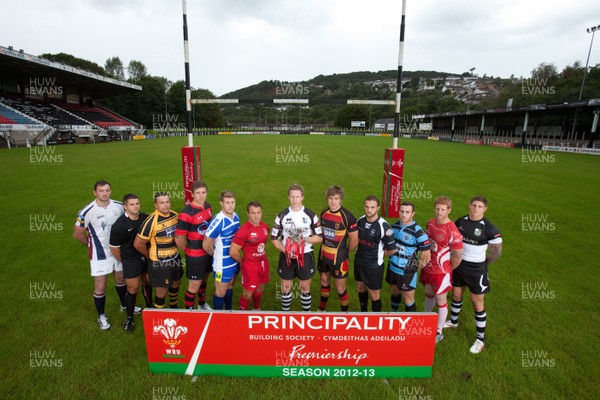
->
[39, 53, 599, 129]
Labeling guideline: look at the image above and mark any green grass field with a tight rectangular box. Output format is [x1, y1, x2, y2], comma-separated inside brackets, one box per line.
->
[1, 135, 599, 400]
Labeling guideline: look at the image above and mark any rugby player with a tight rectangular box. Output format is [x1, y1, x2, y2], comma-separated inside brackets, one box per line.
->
[421, 196, 463, 343]
[73, 180, 126, 331]
[202, 190, 240, 310]
[444, 196, 503, 354]
[230, 201, 270, 310]
[271, 184, 323, 312]
[354, 195, 396, 312]
[317, 186, 358, 311]
[134, 192, 182, 310]
[386, 202, 431, 312]
[175, 181, 213, 310]
[109, 193, 149, 332]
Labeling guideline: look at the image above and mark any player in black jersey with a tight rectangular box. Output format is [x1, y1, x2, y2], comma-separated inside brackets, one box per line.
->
[443, 196, 502, 354]
[354, 196, 396, 312]
[109, 194, 150, 332]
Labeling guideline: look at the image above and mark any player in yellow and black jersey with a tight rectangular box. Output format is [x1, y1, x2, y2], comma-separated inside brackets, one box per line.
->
[134, 192, 182, 309]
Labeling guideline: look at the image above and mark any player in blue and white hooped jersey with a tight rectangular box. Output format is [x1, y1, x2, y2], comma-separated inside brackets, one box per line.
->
[386, 202, 431, 312]
[73, 180, 125, 331]
[203, 190, 240, 310]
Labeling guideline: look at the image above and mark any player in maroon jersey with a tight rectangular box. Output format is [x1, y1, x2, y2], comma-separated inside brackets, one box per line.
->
[230, 201, 270, 310]
[421, 196, 463, 344]
[175, 181, 213, 310]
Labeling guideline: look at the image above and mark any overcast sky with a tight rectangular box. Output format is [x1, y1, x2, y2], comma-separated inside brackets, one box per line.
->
[3, 0, 600, 96]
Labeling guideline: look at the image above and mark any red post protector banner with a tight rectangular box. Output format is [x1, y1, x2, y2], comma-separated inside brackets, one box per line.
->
[382, 148, 405, 218]
[181, 146, 201, 205]
[143, 310, 437, 378]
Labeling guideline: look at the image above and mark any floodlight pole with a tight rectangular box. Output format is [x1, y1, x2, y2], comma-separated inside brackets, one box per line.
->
[571, 24, 599, 143]
[183, 0, 193, 147]
[393, 0, 407, 149]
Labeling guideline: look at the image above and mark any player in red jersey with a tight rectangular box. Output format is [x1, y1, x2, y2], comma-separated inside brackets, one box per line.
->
[421, 196, 463, 344]
[230, 201, 270, 310]
[317, 185, 358, 311]
[175, 181, 213, 310]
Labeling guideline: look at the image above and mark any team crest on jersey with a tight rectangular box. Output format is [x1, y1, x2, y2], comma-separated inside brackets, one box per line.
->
[474, 228, 482, 236]
[437, 234, 444, 241]
[257, 243, 265, 253]
[302, 217, 309, 224]
[404, 235, 410, 241]
[335, 223, 341, 230]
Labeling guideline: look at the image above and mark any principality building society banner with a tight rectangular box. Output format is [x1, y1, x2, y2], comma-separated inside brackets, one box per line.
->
[143, 309, 437, 378]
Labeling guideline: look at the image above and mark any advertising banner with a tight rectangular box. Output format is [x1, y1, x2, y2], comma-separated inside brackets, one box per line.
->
[181, 146, 201, 205]
[382, 148, 405, 218]
[143, 309, 437, 378]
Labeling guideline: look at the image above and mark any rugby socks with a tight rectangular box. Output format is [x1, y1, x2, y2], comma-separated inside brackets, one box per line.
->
[93, 292, 106, 316]
[184, 290, 196, 309]
[405, 301, 417, 312]
[391, 294, 402, 311]
[425, 296, 436, 312]
[115, 283, 127, 307]
[252, 291, 263, 310]
[168, 287, 179, 308]
[450, 300, 463, 324]
[224, 288, 233, 310]
[154, 297, 166, 309]
[213, 295, 224, 310]
[239, 296, 250, 310]
[125, 291, 137, 318]
[437, 303, 448, 334]
[142, 284, 153, 307]
[281, 292, 292, 311]
[338, 290, 349, 312]
[358, 291, 369, 312]
[319, 285, 330, 311]
[372, 299, 382, 312]
[475, 309, 487, 341]
[301, 292, 312, 312]
[197, 281, 207, 306]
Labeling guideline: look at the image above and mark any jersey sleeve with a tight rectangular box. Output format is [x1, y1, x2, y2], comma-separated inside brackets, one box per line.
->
[205, 215, 223, 239]
[415, 224, 431, 251]
[382, 220, 396, 251]
[109, 218, 124, 248]
[137, 214, 154, 241]
[449, 223, 463, 250]
[232, 224, 247, 247]
[271, 212, 283, 240]
[487, 220, 503, 244]
[175, 209, 192, 236]
[345, 209, 358, 233]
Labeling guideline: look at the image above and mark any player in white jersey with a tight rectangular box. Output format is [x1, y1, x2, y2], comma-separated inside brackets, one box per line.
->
[443, 196, 503, 354]
[73, 180, 126, 331]
[271, 184, 323, 311]
[203, 190, 240, 310]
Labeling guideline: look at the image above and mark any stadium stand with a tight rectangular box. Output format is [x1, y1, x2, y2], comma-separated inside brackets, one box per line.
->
[0, 45, 142, 147]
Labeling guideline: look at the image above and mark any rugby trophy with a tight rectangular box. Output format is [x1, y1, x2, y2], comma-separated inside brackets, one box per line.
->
[285, 226, 305, 267]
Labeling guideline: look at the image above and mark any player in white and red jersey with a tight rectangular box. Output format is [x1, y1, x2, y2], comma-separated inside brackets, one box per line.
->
[443, 196, 503, 354]
[73, 180, 125, 331]
[421, 196, 463, 343]
[230, 201, 270, 310]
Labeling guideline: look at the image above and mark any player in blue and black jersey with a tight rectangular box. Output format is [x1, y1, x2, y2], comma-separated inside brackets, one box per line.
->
[387, 201, 431, 312]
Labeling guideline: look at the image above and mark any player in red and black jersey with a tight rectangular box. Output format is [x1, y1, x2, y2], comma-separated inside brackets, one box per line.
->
[230, 201, 270, 310]
[443, 196, 503, 354]
[175, 181, 213, 310]
[318, 186, 358, 311]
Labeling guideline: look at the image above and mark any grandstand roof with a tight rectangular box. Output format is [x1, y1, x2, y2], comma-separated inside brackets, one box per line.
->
[0, 45, 141, 99]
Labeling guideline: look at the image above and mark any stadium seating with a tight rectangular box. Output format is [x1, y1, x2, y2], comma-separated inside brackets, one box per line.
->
[0, 97, 89, 127]
[0, 101, 40, 125]
[61, 103, 135, 128]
